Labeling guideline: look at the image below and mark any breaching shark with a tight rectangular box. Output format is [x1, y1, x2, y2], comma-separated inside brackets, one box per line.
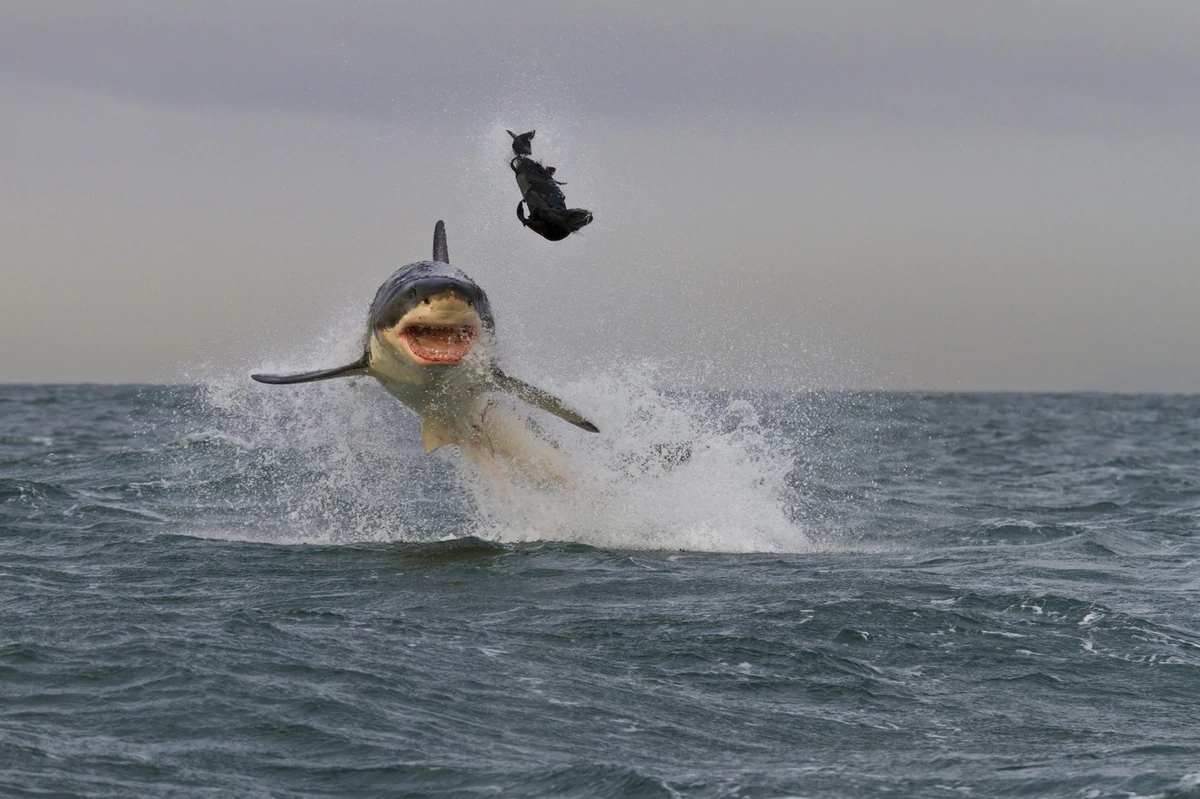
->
[251, 221, 598, 480]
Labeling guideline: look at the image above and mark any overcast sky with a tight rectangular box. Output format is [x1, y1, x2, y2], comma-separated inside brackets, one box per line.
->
[2, 1, 1197, 390]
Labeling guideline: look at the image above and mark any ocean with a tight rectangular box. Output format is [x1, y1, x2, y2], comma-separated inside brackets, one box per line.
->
[2, 381, 1198, 797]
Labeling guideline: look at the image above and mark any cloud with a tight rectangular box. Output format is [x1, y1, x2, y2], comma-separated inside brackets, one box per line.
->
[1, 2, 1198, 389]
[1, 2, 1197, 135]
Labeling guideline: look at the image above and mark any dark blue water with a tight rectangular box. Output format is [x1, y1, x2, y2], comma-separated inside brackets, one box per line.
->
[3, 383, 1199, 797]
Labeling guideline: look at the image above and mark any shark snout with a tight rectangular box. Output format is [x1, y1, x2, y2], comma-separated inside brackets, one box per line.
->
[379, 290, 486, 367]
[415, 289, 474, 317]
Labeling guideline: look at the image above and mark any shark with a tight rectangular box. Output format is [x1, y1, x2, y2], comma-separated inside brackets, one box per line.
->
[251, 221, 598, 480]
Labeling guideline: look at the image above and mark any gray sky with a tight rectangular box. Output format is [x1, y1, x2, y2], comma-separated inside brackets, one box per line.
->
[2, 1, 1198, 390]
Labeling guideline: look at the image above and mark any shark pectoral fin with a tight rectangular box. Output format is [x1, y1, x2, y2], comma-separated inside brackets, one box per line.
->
[251, 356, 369, 385]
[420, 420, 456, 454]
[491, 370, 600, 433]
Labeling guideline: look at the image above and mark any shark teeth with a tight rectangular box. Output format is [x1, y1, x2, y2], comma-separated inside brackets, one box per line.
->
[400, 325, 477, 364]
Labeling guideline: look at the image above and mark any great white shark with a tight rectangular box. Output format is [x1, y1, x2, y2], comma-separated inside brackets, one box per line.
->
[252, 221, 598, 480]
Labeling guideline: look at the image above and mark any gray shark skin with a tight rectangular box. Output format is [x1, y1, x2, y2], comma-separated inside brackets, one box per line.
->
[252, 222, 597, 475]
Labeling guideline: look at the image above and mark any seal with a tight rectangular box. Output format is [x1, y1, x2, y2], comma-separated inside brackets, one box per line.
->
[508, 130, 593, 242]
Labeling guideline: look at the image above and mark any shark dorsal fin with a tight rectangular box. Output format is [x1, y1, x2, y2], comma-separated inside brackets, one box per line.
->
[433, 220, 449, 264]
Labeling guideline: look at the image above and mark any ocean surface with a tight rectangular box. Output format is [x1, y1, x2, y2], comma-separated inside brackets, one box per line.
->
[2, 382, 1198, 798]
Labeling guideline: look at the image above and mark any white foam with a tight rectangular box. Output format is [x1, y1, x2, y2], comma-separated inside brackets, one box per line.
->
[180, 346, 814, 552]
[461, 364, 812, 552]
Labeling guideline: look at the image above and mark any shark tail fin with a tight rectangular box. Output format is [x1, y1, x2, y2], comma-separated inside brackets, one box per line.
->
[251, 355, 368, 385]
[492, 369, 599, 433]
[432, 220, 449, 264]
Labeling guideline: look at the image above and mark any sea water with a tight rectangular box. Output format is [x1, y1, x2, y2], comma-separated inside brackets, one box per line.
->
[2, 382, 1199, 797]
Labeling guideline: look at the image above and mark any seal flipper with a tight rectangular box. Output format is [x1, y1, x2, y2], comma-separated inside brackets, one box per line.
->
[251, 355, 368, 385]
[491, 368, 599, 433]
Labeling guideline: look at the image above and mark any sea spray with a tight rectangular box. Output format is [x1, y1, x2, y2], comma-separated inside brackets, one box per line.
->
[172, 348, 817, 551]
[170, 373, 468, 546]
[463, 363, 811, 552]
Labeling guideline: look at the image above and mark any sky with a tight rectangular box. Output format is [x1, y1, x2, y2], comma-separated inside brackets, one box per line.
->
[1, 1, 1197, 391]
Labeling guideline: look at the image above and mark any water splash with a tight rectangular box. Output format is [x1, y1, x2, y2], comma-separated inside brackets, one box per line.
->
[464, 363, 811, 552]
[172, 334, 472, 546]
[173, 334, 814, 552]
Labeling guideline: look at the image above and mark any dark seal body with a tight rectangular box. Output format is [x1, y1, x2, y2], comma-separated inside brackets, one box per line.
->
[507, 130, 593, 242]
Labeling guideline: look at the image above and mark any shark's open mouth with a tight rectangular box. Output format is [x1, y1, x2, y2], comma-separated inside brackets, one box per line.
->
[400, 325, 478, 364]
